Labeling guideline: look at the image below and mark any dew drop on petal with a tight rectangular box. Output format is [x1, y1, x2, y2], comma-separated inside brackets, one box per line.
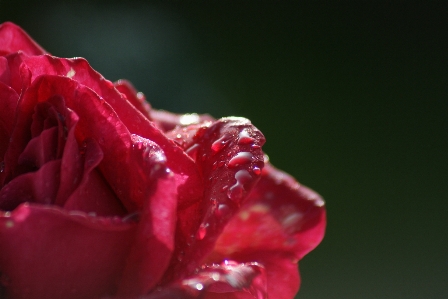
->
[179, 113, 200, 126]
[215, 203, 231, 217]
[228, 152, 254, 168]
[252, 166, 261, 175]
[238, 129, 255, 144]
[196, 224, 208, 240]
[211, 135, 230, 154]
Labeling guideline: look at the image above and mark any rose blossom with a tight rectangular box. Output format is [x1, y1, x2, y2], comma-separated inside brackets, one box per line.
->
[0, 22, 326, 299]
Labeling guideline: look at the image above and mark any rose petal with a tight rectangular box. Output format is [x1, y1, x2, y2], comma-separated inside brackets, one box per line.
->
[62, 138, 126, 217]
[118, 173, 177, 296]
[1, 53, 29, 94]
[0, 203, 136, 299]
[0, 81, 19, 159]
[168, 117, 266, 280]
[0, 22, 47, 56]
[114, 79, 152, 120]
[205, 163, 326, 299]
[219, 163, 326, 259]
[17, 126, 59, 171]
[0, 160, 60, 211]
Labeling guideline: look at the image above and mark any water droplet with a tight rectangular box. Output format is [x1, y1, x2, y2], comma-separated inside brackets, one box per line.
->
[211, 135, 230, 154]
[263, 154, 270, 163]
[238, 129, 255, 144]
[176, 133, 182, 139]
[228, 152, 254, 168]
[179, 113, 200, 125]
[227, 170, 253, 201]
[177, 251, 184, 261]
[66, 67, 76, 79]
[235, 169, 253, 184]
[221, 185, 229, 192]
[215, 204, 231, 217]
[227, 184, 244, 201]
[196, 224, 208, 240]
[5, 220, 14, 228]
[251, 144, 261, 149]
[252, 166, 261, 175]
[0, 161, 4, 173]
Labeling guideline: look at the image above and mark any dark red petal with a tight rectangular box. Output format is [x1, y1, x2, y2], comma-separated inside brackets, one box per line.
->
[17, 126, 59, 170]
[1, 53, 28, 94]
[0, 203, 136, 299]
[0, 159, 61, 210]
[118, 174, 177, 296]
[0, 22, 47, 56]
[114, 79, 152, 120]
[170, 118, 266, 280]
[62, 138, 126, 217]
[0, 81, 19, 159]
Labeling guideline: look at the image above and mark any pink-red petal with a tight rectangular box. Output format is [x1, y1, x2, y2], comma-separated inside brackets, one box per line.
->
[167, 117, 266, 281]
[114, 79, 152, 120]
[0, 22, 47, 56]
[0, 160, 60, 211]
[118, 174, 177, 296]
[205, 163, 326, 299]
[0, 204, 136, 299]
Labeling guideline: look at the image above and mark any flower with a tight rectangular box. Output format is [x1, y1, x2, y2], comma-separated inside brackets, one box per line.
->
[0, 22, 326, 299]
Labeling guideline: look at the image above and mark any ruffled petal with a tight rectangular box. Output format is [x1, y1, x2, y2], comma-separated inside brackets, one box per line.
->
[0, 22, 47, 56]
[167, 117, 266, 281]
[0, 204, 136, 299]
[205, 163, 326, 299]
[221, 163, 326, 259]
[20, 55, 204, 213]
[62, 138, 126, 217]
[3, 75, 164, 212]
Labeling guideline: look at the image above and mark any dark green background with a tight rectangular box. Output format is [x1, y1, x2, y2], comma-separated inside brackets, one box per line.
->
[1, 1, 447, 298]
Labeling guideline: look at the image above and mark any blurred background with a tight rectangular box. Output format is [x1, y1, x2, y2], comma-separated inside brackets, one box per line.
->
[1, 1, 447, 298]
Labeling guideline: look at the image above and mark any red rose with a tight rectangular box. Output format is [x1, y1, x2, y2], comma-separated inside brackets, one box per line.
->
[0, 22, 326, 299]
